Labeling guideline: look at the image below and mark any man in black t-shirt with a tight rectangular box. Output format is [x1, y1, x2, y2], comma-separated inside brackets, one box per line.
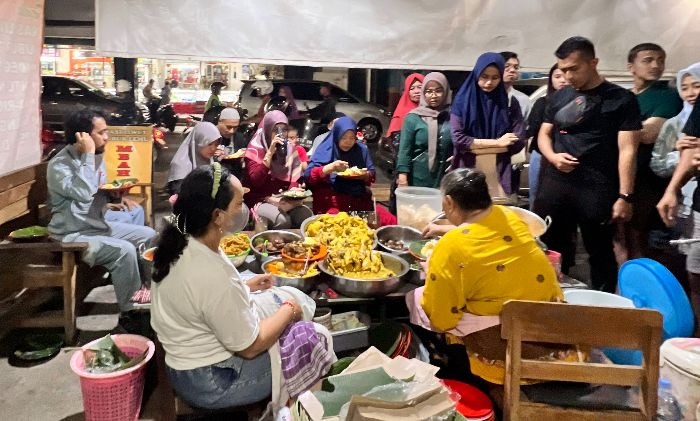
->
[657, 100, 700, 336]
[533, 37, 642, 293]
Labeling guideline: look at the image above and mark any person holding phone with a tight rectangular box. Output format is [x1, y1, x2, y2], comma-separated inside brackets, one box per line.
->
[243, 111, 311, 229]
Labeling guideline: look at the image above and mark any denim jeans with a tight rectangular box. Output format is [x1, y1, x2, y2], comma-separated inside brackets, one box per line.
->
[528, 150, 542, 211]
[166, 352, 272, 409]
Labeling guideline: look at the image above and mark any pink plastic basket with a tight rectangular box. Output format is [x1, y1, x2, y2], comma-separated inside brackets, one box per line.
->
[70, 334, 155, 421]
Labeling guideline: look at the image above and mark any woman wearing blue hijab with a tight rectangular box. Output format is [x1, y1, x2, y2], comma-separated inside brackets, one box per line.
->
[451, 52, 526, 195]
[305, 116, 397, 225]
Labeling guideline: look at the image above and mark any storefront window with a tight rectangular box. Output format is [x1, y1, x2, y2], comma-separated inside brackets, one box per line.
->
[40, 45, 115, 89]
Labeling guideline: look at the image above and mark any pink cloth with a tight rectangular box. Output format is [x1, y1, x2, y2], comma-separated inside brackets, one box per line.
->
[405, 286, 500, 337]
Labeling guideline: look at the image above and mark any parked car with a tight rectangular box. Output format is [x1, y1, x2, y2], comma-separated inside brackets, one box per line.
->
[41, 76, 148, 131]
[237, 79, 390, 143]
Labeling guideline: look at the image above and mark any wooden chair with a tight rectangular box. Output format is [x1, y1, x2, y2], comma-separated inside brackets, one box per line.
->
[500, 300, 663, 421]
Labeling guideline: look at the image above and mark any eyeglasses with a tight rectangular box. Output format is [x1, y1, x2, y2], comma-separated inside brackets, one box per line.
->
[424, 89, 444, 97]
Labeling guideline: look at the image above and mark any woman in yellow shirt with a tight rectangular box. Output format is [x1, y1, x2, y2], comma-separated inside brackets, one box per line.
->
[421, 168, 572, 385]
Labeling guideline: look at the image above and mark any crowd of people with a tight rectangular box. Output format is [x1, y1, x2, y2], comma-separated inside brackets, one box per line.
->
[43, 34, 700, 409]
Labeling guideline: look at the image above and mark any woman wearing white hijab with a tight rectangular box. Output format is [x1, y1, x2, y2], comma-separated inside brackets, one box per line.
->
[167, 121, 221, 195]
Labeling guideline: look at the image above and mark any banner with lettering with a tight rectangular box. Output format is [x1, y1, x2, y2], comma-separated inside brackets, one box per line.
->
[104, 126, 153, 223]
[0, 0, 44, 176]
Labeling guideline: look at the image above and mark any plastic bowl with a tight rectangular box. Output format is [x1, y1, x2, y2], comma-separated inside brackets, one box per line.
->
[227, 248, 250, 267]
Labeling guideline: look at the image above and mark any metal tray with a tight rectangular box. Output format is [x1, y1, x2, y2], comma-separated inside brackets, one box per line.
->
[329, 311, 371, 353]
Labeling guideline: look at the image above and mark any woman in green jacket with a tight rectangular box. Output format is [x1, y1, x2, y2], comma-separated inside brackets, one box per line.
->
[396, 72, 453, 188]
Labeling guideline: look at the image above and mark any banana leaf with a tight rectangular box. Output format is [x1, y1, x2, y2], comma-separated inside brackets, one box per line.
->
[83, 334, 147, 374]
[13, 333, 63, 361]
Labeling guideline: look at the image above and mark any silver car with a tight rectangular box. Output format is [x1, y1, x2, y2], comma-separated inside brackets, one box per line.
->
[237, 79, 390, 142]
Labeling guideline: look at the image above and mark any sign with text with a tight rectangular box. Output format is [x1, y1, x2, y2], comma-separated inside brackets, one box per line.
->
[104, 126, 153, 223]
[0, 0, 44, 176]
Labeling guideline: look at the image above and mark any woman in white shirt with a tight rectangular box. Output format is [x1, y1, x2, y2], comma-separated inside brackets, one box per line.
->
[150, 163, 303, 409]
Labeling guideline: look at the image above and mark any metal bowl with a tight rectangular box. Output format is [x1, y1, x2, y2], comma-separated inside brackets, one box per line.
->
[262, 258, 320, 293]
[318, 251, 409, 298]
[375, 225, 423, 255]
[300, 214, 378, 249]
[506, 206, 551, 238]
[249, 230, 302, 263]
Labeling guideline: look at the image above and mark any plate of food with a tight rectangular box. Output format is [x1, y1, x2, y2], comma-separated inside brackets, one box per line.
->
[99, 178, 138, 193]
[221, 149, 246, 160]
[280, 188, 312, 200]
[336, 166, 368, 179]
[281, 238, 327, 262]
[9, 225, 49, 242]
[409, 239, 438, 261]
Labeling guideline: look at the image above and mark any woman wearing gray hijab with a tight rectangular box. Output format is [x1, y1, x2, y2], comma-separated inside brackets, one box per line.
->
[396, 72, 453, 188]
[167, 121, 221, 195]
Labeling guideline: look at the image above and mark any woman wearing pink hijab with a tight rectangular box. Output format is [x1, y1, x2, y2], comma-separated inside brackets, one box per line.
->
[243, 110, 311, 229]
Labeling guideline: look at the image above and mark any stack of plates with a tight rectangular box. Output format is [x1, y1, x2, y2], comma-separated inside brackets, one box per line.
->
[369, 321, 414, 359]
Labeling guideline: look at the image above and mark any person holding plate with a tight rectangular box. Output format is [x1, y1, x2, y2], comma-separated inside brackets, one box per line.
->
[243, 110, 312, 229]
[304, 116, 397, 226]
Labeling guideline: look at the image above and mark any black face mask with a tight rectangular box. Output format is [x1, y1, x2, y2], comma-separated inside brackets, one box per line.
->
[554, 95, 602, 129]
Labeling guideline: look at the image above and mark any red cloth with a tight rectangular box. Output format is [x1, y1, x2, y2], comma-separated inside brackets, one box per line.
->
[243, 157, 299, 207]
[296, 145, 308, 163]
[385, 73, 425, 137]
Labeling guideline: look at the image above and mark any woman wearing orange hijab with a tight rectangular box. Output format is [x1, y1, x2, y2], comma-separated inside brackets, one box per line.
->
[388, 73, 425, 212]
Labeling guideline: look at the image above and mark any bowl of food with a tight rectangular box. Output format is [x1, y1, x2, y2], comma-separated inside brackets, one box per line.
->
[375, 225, 423, 255]
[98, 177, 139, 198]
[263, 258, 322, 292]
[250, 230, 302, 263]
[301, 212, 378, 250]
[281, 238, 327, 262]
[318, 250, 409, 298]
[280, 188, 312, 200]
[220, 232, 251, 267]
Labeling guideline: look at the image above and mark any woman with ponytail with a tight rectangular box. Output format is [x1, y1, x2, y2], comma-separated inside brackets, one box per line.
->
[150, 164, 306, 409]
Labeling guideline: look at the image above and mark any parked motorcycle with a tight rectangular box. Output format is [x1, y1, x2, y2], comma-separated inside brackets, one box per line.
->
[145, 98, 178, 132]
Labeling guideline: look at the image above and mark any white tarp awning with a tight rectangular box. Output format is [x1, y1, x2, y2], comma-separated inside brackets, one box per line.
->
[96, 0, 700, 72]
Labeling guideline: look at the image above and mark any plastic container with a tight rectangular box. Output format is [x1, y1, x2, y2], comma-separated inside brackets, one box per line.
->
[660, 338, 700, 419]
[70, 334, 155, 421]
[313, 307, 332, 330]
[395, 187, 442, 231]
[562, 290, 641, 366]
[657, 378, 682, 420]
[442, 379, 495, 421]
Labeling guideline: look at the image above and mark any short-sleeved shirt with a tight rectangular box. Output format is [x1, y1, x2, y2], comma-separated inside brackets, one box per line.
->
[151, 238, 260, 370]
[543, 81, 642, 185]
[635, 81, 684, 195]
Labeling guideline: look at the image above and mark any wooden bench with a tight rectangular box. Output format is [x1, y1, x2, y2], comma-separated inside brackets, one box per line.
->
[149, 337, 268, 420]
[0, 162, 150, 344]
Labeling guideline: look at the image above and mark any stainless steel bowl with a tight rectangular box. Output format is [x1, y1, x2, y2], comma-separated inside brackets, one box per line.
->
[506, 206, 551, 238]
[300, 214, 378, 249]
[318, 251, 409, 298]
[262, 258, 320, 293]
[375, 225, 423, 255]
[249, 230, 302, 263]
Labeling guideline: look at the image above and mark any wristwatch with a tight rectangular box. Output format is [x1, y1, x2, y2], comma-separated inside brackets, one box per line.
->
[618, 193, 635, 203]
